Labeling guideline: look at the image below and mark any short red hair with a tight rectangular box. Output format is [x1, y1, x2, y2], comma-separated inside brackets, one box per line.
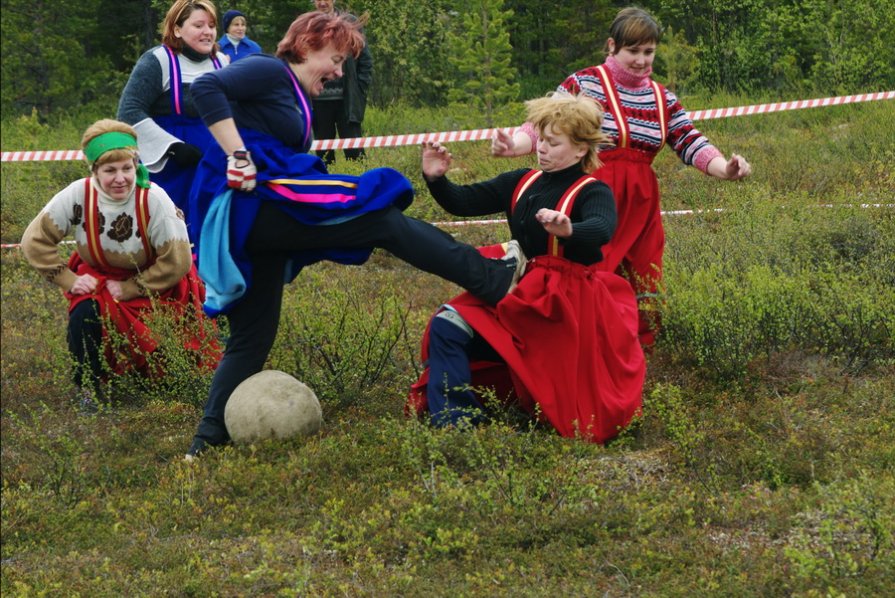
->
[276, 11, 365, 63]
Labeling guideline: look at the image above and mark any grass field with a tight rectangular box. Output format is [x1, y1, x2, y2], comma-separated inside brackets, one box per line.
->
[2, 96, 894, 596]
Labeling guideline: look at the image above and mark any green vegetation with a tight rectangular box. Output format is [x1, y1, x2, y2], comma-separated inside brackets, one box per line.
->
[2, 98, 894, 595]
[3, 0, 894, 116]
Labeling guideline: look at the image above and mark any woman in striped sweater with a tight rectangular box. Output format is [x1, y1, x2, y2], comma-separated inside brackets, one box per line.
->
[492, 7, 752, 347]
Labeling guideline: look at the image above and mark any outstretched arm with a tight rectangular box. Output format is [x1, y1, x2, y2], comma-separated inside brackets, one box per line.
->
[706, 153, 752, 180]
[491, 127, 535, 158]
[422, 141, 452, 181]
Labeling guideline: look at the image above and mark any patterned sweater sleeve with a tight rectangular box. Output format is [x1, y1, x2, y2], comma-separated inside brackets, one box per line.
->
[663, 88, 722, 172]
[21, 181, 81, 291]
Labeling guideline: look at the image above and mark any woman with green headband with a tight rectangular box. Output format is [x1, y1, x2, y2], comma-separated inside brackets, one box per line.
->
[21, 119, 220, 413]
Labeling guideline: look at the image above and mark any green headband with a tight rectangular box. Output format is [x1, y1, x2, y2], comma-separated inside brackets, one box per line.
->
[84, 131, 150, 189]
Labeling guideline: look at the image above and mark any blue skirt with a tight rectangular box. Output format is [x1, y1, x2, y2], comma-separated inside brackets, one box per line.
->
[190, 129, 415, 315]
[153, 114, 217, 223]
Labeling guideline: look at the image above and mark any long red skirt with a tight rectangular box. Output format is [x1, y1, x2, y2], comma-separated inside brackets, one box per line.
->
[408, 252, 645, 444]
[65, 253, 222, 377]
[593, 148, 664, 294]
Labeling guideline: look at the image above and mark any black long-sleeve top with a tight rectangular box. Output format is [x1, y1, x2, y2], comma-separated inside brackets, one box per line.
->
[426, 164, 617, 265]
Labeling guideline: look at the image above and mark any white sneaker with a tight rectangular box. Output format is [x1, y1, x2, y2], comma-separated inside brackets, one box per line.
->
[503, 240, 527, 294]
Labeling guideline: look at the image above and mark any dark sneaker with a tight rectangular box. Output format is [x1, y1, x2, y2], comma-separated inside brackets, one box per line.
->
[184, 437, 208, 462]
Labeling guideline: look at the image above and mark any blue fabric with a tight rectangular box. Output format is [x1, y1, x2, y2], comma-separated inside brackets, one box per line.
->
[191, 128, 415, 315]
[427, 315, 486, 427]
[197, 190, 247, 316]
[219, 35, 262, 63]
[152, 114, 217, 219]
[221, 10, 244, 32]
[191, 55, 310, 149]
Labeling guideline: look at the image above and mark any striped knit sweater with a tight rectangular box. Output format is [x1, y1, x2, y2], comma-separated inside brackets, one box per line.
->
[527, 55, 722, 173]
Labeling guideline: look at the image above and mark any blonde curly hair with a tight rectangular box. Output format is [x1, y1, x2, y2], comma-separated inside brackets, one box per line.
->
[525, 93, 610, 172]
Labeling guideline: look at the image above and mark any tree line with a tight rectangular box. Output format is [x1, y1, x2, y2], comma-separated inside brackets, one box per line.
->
[2, 0, 893, 117]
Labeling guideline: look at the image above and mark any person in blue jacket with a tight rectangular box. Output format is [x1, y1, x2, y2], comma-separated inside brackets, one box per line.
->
[183, 11, 523, 460]
[218, 9, 262, 62]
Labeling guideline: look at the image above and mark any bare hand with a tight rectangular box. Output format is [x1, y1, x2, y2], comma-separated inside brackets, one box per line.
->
[422, 141, 451, 181]
[535, 208, 573, 238]
[725, 154, 752, 180]
[491, 129, 516, 157]
[69, 273, 98, 295]
[105, 279, 124, 302]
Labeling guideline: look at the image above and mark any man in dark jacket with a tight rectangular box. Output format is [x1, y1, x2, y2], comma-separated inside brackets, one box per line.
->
[311, 0, 373, 165]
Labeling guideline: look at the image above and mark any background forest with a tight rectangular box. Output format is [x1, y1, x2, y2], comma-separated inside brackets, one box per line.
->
[2, 0, 894, 120]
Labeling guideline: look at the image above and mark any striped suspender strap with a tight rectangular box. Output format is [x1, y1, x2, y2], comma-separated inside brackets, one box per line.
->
[510, 169, 543, 212]
[650, 80, 668, 151]
[595, 65, 628, 149]
[163, 45, 183, 115]
[135, 186, 153, 260]
[283, 64, 314, 150]
[83, 179, 111, 269]
[164, 47, 224, 115]
[549, 175, 597, 257]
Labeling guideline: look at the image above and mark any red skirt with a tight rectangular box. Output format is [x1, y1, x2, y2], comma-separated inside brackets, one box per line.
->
[593, 149, 663, 293]
[409, 251, 645, 443]
[65, 253, 222, 377]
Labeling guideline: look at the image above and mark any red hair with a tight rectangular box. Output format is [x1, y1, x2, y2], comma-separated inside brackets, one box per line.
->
[276, 11, 365, 63]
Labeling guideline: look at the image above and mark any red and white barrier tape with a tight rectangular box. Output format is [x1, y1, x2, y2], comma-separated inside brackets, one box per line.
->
[686, 90, 893, 121]
[2, 91, 892, 161]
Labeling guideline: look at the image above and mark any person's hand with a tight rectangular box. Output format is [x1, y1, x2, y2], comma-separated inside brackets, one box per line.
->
[227, 148, 257, 191]
[491, 129, 517, 157]
[421, 141, 451, 181]
[69, 273, 98, 296]
[535, 208, 573, 238]
[167, 142, 203, 167]
[725, 153, 752, 180]
[105, 279, 125, 302]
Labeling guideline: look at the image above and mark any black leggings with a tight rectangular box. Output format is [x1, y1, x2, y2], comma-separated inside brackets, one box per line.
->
[194, 203, 513, 444]
[68, 300, 104, 392]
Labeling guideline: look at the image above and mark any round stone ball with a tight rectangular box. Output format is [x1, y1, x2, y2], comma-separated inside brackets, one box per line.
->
[225, 370, 322, 443]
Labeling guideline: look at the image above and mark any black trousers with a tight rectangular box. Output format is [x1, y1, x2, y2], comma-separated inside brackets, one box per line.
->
[194, 203, 514, 445]
[68, 299, 104, 392]
[312, 99, 365, 165]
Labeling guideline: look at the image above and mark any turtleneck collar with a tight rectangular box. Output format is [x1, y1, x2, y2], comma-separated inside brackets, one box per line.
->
[180, 44, 211, 63]
[604, 54, 652, 89]
[92, 176, 135, 204]
[541, 162, 588, 180]
[226, 33, 242, 46]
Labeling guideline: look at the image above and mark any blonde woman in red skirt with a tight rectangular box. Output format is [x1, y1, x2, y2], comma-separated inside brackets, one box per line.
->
[492, 7, 752, 347]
